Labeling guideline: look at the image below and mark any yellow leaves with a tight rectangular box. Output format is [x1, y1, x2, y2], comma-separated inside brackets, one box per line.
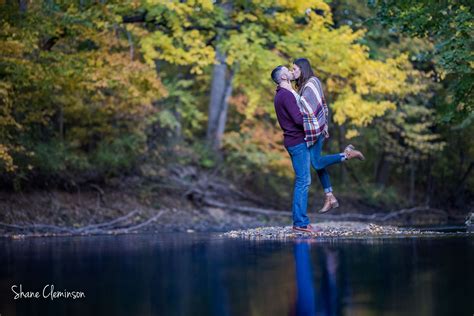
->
[1, 22, 33, 58]
[87, 49, 167, 122]
[332, 90, 396, 127]
[235, 12, 258, 23]
[125, 24, 148, 38]
[378, 103, 446, 161]
[0, 39, 25, 56]
[141, 31, 215, 74]
[223, 24, 272, 67]
[193, 0, 214, 11]
[244, 93, 262, 120]
[95, 21, 107, 29]
[0, 82, 22, 132]
[277, 0, 332, 19]
[354, 57, 409, 95]
[273, 12, 296, 31]
[345, 129, 360, 139]
[0, 144, 17, 173]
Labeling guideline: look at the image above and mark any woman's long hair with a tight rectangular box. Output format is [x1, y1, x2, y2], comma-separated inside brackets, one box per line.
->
[294, 58, 314, 93]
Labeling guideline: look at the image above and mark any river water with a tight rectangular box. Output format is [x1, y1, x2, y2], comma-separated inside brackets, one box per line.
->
[0, 232, 473, 316]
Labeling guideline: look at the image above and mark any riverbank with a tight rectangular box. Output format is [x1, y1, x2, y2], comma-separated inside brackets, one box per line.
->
[0, 169, 470, 238]
[0, 189, 284, 238]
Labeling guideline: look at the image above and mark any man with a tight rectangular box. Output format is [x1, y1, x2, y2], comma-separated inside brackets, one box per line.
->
[272, 65, 317, 233]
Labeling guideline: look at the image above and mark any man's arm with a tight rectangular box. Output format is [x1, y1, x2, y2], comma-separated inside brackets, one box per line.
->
[284, 93, 303, 126]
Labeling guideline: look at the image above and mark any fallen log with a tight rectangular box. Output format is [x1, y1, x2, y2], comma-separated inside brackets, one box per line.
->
[0, 222, 74, 233]
[204, 198, 285, 216]
[203, 198, 450, 223]
[109, 211, 165, 234]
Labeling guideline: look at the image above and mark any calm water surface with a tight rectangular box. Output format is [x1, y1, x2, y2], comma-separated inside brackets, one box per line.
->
[0, 232, 473, 316]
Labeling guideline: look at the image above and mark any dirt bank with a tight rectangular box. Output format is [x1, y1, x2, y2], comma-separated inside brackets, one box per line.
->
[0, 167, 469, 238]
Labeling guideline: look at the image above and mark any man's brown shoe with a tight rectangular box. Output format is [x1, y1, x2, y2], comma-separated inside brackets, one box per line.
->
[344, 144, 365, 161]
[292, 224, 321, 233]
[318, 195, 339, 213]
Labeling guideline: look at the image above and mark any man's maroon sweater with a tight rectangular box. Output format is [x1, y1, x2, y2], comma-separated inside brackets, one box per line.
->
[274, 86, 305, 148]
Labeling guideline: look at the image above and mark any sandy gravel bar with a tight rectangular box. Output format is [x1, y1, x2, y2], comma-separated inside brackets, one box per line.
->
[221, 221, 473, 240]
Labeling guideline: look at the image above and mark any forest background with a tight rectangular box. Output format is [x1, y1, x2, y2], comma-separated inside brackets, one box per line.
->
[1, 0, 472, 226]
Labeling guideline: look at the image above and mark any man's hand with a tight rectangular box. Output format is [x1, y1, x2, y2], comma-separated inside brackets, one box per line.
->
[323, 125, 330, 138]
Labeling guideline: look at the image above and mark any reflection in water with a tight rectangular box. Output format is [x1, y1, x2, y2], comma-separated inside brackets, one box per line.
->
[317, 248, 340, 316]
[292, 239, 342, 316]
[293, 240, 316, 316]
[209, 245, 231, 316]
[0, 233, 472, 316]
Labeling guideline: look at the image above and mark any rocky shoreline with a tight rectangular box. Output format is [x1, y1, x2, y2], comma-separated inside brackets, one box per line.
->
[221, 221, 474, 240]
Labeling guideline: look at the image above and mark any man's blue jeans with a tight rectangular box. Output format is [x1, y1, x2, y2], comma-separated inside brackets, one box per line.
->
[287, 135, 343, 227]
[294, 241, 316, 315]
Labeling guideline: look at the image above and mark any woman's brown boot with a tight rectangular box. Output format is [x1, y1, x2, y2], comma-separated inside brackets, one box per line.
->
[318, 194, 339, 213]
[344, 144, 365, 161]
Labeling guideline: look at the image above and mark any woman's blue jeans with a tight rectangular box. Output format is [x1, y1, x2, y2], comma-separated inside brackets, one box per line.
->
[287, 135, 343, 227]
[309, 134, 344, 193]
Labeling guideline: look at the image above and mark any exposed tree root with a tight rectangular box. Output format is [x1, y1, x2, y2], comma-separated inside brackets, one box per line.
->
[0, 210, 165, 237]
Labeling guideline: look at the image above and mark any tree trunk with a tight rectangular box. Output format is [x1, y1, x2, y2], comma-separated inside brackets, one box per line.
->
[375, 152, 391, 186]
[206, 48, 233, 152]
[206, 2, 233, 153]
[59, 106, 64, 142]
[216, 69, 233, 143]
[425, 154, 433, 206]
[18, 0, 28, 13]
[337, 125, 347, 183]
[172, 107, 183, 145]
[409, 159, 416, 204]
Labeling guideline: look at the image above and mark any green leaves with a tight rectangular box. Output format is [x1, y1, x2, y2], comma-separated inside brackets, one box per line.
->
[373, 0, 473, 126]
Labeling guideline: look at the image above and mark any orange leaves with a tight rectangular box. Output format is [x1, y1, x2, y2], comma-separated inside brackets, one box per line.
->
[0, 3, 168, 176]
[223, 122, 293, 177]
[228, 94, 249, 115]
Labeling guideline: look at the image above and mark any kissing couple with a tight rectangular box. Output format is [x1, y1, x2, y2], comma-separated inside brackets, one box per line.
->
[272, 58, 365, 233]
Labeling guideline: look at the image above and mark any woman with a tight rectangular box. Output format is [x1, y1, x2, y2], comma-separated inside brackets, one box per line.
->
[291, 58, 365, 213]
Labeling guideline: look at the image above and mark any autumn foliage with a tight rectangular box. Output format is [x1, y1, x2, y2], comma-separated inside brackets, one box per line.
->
[0, 1, 471, 211]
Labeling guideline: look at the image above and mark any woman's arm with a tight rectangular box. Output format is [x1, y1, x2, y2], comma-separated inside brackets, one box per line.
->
[313, 78, 330, 138]
[300, 79, 322, 116]
[314, 78, 329, 123]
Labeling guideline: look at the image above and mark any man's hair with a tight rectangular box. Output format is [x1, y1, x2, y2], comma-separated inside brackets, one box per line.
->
[271, 65, 284, 84]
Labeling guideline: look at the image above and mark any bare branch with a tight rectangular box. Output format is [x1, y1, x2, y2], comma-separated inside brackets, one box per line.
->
[110, 210, 165, 234]
[74, 210, 139, 232]
[0, 210, 165, 236]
